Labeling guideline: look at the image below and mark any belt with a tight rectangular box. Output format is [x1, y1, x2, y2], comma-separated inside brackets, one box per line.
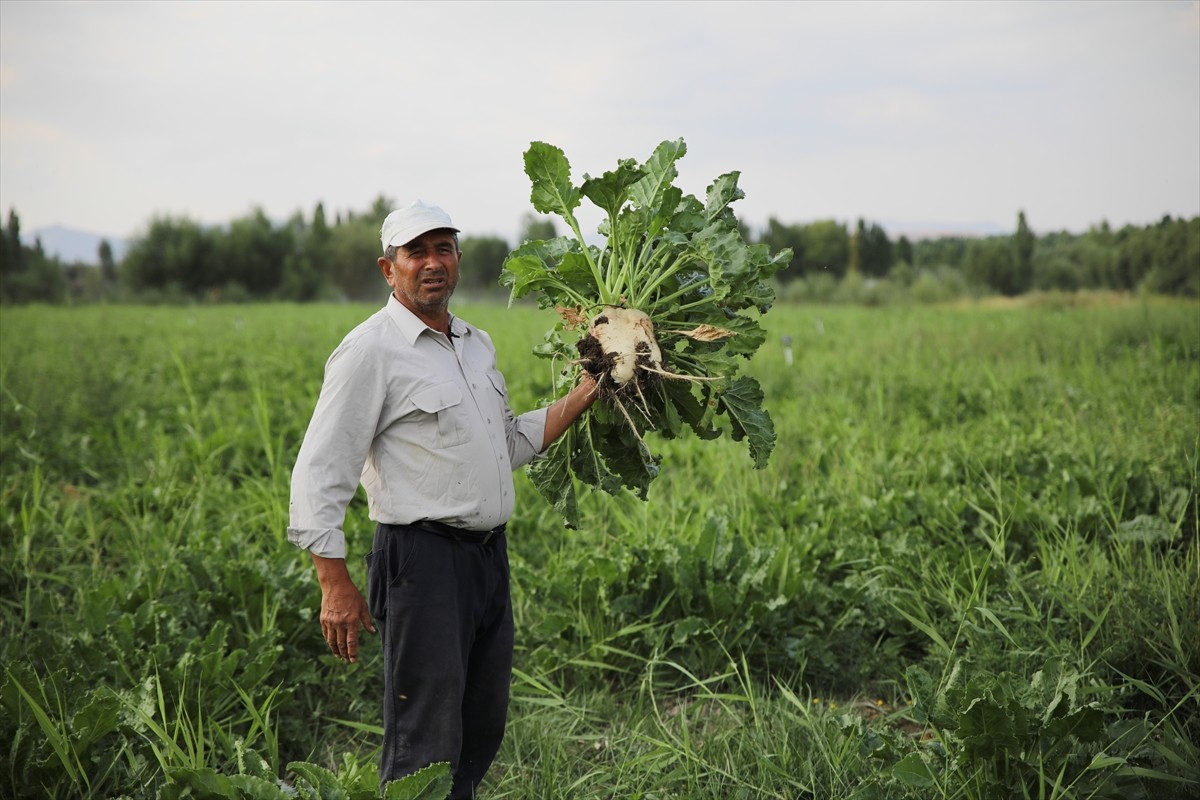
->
[410, 519, 505, 545]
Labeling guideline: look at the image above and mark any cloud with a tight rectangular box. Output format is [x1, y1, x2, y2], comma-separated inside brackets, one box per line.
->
[1, 0, 1196, 241]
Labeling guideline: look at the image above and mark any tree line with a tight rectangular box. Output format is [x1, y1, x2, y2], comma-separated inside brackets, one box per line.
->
[758, 211, 1197, 298]
[1, 198, 1196, 305]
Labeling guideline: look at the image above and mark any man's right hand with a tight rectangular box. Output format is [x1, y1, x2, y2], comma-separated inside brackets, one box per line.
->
[310, 553, 376, 663]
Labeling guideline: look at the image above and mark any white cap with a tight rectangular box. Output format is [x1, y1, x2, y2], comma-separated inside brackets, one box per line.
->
[380, 200, 459, 253]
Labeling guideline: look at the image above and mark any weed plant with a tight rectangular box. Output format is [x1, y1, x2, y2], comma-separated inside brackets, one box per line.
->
[1, 299, 1196, 798]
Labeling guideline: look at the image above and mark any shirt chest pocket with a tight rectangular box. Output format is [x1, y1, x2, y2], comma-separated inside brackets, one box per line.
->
[409, 382, 472, 449]
[485, 368, 508, 402]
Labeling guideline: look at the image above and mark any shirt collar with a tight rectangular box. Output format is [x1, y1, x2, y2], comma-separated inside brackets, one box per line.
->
[384, 294, 468, 345]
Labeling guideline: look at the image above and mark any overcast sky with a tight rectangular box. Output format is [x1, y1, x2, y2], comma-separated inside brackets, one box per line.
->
[2, 0, 1197, 244]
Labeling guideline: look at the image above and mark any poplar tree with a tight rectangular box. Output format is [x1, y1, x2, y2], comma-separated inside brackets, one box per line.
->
[1014, 210, 1035, 293]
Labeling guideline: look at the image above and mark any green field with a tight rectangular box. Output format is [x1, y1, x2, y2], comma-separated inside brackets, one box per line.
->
[1, 298, 1197, 799]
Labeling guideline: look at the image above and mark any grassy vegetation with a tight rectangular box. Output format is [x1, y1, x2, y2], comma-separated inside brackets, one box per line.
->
[1, 297, 1196, 799]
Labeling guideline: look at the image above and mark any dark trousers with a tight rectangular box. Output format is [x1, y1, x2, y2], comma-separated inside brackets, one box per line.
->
[366, 523, 514, 799]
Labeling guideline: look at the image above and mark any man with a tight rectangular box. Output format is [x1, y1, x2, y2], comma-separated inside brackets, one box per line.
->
[287, 200, 596, 797]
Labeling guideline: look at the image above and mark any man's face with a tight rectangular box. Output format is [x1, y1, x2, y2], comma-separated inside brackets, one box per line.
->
[380, 229, 461, 317]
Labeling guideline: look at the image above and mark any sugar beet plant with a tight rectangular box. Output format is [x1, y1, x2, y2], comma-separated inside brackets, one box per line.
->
[501, 139, 791, 526]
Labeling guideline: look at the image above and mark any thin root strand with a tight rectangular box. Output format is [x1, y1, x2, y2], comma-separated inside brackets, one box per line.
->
[639, 365, 722, 382]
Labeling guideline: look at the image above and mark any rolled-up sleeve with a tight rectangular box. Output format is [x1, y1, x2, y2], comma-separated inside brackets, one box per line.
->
[510, 407, 549, 469]
[288, 339, 383, 559]
[481, 353, 547, 471]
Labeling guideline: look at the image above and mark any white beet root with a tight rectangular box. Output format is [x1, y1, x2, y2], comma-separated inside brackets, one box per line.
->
[587, 306, 662, 386]
[575, 305, 726, 451]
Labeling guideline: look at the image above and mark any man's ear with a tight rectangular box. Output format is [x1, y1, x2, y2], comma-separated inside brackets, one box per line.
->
[377, 256, 393, 283]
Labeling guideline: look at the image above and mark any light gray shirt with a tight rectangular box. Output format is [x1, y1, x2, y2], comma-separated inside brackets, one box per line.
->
[287, 295, 548, 559]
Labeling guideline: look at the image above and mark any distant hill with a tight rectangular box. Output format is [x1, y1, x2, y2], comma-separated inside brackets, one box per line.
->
[23, 225, 130, 266]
